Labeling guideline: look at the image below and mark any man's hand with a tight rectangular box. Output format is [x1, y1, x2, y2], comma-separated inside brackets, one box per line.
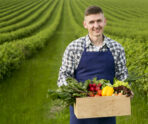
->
[126, 90, 134, 99]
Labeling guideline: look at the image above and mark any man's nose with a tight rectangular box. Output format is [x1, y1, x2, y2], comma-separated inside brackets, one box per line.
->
[94, 22, 99, 28]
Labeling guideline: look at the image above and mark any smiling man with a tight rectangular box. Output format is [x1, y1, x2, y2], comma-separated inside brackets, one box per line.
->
[57, 6, 128, 124]
[83, 9, 106, 46]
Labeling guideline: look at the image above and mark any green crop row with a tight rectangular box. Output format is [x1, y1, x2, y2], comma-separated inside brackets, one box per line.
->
[0, 0, 24, 12]
[95, 0, 148, 17]
[66, 0, 85, 35]
[0, 0, 48, 32]
[99, 2, 137, 18]
[0, 0, 57, 44]
[104, 26, 148, 42]
[0, 0, 32, 17]
[0, 0, 40, 22]
[0, 0, 63, 80]
[69, 0, 84, 27]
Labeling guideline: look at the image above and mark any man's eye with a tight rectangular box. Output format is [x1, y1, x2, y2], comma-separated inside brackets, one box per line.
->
[97, 20, 102, 22]
[89, 21, 94, 24]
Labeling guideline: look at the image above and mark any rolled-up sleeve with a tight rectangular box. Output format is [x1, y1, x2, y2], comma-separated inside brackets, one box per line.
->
[57, 44, 75, 87]
[115, 47, 128, 81]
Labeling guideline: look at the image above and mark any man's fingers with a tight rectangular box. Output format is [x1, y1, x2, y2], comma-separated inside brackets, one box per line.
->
[126, 91, 134, 99]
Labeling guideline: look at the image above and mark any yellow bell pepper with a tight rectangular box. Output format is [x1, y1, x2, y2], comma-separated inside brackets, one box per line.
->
[102, 86, 114, 96]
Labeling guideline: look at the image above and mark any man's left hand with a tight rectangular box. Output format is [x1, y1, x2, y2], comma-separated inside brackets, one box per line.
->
[126, 90, 134, 99]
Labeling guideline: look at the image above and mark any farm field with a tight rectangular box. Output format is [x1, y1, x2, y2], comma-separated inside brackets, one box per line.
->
[0, 0, 148, 124]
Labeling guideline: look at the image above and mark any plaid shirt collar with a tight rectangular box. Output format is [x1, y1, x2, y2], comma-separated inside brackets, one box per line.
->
[85, 34, 109, 48]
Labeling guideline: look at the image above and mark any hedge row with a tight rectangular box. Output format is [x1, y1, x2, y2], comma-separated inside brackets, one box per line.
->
[0, 0, 63, 80]
[0, 0, 49, 32]
[0, 0, 33, 17]
[0, 0, 40, 22]
[0, 0, 57, 44]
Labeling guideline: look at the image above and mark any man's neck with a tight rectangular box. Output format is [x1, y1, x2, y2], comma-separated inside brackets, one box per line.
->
[89, 35, 104, 47]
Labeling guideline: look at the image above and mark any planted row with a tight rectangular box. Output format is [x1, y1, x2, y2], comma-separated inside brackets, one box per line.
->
[0, 0, 32, 17]
[0, 0, 24, 12]
[65, 0, 85, 36]
[0, 0, 64, 80]
[0, 0, 41, 22]
[0, 0, 49, 32]
[0, 0, 57, 44]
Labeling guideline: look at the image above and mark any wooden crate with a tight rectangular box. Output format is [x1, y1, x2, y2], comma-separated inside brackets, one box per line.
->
[74, 95, 131, 119]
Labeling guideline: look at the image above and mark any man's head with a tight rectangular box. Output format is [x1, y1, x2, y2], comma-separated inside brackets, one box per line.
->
[83, 6, 106, 38]
[84, 6, 103, 16]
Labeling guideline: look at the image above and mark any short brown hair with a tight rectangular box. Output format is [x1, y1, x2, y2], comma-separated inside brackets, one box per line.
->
[84, 6, 103, 16]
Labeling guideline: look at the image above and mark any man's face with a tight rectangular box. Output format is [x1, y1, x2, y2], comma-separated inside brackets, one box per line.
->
[83, 13, 106, 37]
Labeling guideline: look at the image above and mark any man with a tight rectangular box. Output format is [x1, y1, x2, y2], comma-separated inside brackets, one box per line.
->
[57, 6, 128, 124]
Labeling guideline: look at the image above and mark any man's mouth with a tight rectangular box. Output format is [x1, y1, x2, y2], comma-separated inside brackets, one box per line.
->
[94, 29, 100, 33]
[93, 28, 101, 32]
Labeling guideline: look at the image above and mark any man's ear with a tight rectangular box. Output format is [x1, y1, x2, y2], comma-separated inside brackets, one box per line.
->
[83, 21, 87, 29]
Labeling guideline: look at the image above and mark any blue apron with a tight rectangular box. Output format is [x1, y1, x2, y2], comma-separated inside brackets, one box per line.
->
[70, 40, 116, 124]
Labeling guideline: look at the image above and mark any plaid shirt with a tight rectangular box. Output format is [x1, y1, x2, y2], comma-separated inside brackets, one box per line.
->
[57, 35, 128, 87]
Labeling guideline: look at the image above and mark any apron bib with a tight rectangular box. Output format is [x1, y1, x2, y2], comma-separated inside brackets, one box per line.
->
[70, 40, 116, 124]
